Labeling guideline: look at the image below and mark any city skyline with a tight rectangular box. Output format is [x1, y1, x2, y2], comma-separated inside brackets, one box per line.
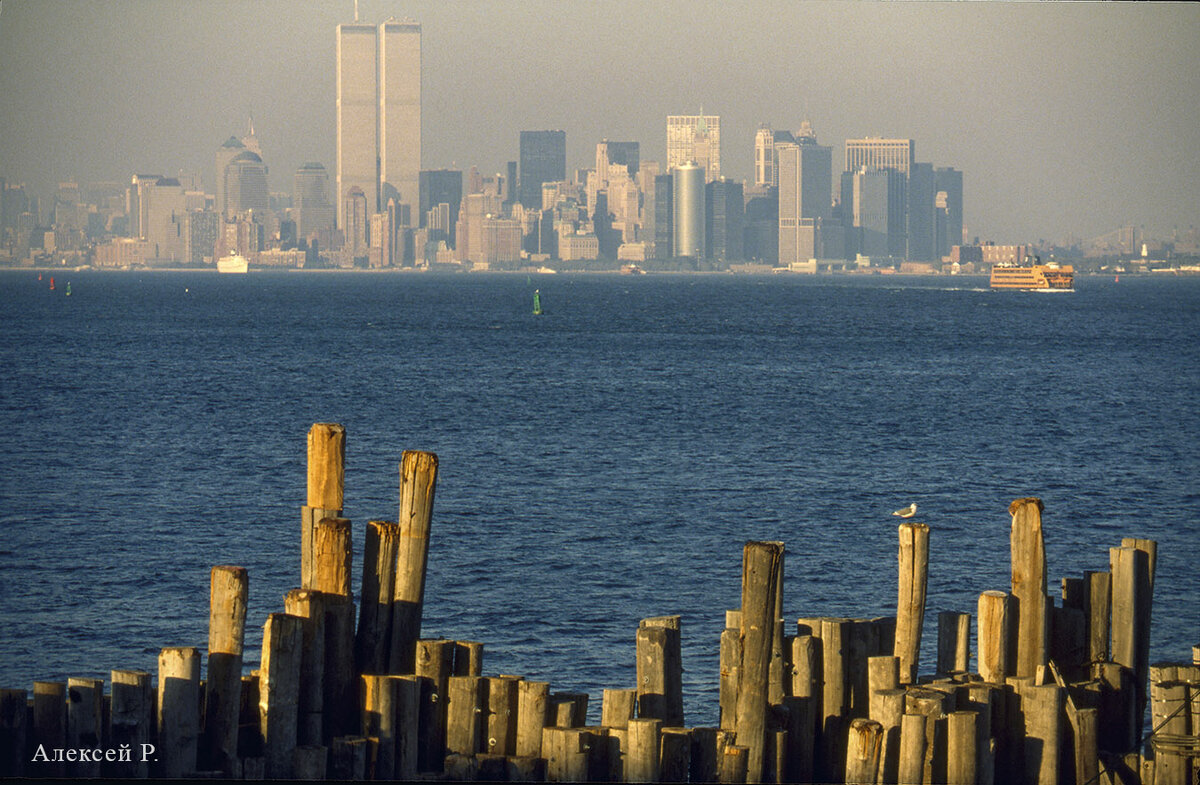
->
[0, 1, 1197, 244]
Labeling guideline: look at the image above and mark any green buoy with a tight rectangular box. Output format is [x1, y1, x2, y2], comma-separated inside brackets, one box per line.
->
[533, 288, 543, 316]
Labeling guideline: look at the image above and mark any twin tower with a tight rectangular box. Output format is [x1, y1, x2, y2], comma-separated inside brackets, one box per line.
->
[335, 18, 422, 236]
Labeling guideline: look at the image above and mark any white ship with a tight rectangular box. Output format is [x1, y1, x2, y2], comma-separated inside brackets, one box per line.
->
[216, 252, 249, 274]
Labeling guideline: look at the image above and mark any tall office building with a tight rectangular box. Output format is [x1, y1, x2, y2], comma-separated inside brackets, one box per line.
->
[519, 131, 566, 209]
[906, 162, 936, 261]
[754, 126, 797, 187]
[215, 137, 245, 217]
[667, 115, 720, 182]
[851, 168, 906, 258]
[706, 178, 743, 263]
[934, 167, 963, 256]
[379, 19, 421, 209]
[293, 163, 334, 244]
[845, 138, 915, 175]
[672, 162, 706, 258]
[335, 17, 421, 234]
[223, 152, 270, 216]
[419, 169, 463, 247]
[778, 127, 834, 265]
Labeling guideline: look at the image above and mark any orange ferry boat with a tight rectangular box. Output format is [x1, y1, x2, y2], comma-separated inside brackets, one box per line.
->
[990, 257, 1074, 291]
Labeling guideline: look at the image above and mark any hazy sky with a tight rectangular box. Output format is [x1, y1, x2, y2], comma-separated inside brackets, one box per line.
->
[1, 0, 1197, 244]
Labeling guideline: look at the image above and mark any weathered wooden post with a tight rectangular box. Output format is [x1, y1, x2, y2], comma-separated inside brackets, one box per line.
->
[661, 727, 693, 783]
[314, 516, 355, 741]
[303, 423, 345, 590]
[720, 614, 743, 731]
[895, 522, 930, 685]
[977, 590, 1012, 683]
[897, 713, 927, 785]
[1010, 498, 1048, 678]
[284, 588, 325, 745]
[484, 676, 519, 755]
[937, 612, 971, 676]
[360, 674, 397, 779]
[292, 744, 327, 779]
[1084, 570, 1111, 665]
[964, 684, 996, 785]
[626, 717, 662, 782]
[355, 520, 400, 675]
[32, 681, 66, 777]
[844, 717, 883, 785]
[1111, 540, 1155, 725]
[821, 616, 852, 783]
[0, 689, 27, 777]
[204, 565, 248, 775]
[734, 540, 783, 783]
[945, 710, 977, 785]
[445, 675, 484, 756]
[414, 638, 454, 772]
[109, 670, 152, 778]
[515, 680, 550, 758]
[66, 677, 102, 777]
[1020, 683, 1062, 785]
[871, 688, 905, 785]
[453, 640, 484, 676]
[393, 675, 422, 780]
[329, 735, 368, 779]
[720, 744, 749, 784]
[259, 613, 304, 779]
[157, 646, 201, 777]
[602, 688, 637, 729]
[389, 450, 438, 674]
[637, 615, 684, 726]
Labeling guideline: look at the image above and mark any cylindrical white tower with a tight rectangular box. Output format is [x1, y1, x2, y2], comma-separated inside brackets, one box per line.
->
[672, 161, 706, 258]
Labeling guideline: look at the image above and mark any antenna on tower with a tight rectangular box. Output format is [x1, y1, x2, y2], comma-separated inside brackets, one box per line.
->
[354, 0, 359, 22]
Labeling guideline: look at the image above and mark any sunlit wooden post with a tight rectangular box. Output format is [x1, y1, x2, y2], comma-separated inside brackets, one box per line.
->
[205, 565, 248, 775]
[303, 423, 345, 590]
[1010, 498, 1048, 678]
[389, 450, 439, 673]
[895, 522, 930, 684]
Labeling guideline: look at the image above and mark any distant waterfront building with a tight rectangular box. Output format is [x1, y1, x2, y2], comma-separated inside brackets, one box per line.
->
[519, 131, 567, 210]
[342, 186, 369, 260]
[778, 126, 834, 266]
[906, 162, 936, 262]
[335, 17, 421, 236]
[183, 209, 220, 264]
[223, 151, 270, 216]
[143, 177, 187, 261]
[845, 137, 915, 175]
[672, 161, 706, 258]
[754, 126, 797, 188]
[706, 178, 743, 263]
[293, 163, 335, 245]
[851, 167, 906, 258]
[667, 115, 721, 182]
[653, 172, 673, 259]
[934, 167, 963, 256]
[214, 137, 246, 217]
[419, 169, 463, 246]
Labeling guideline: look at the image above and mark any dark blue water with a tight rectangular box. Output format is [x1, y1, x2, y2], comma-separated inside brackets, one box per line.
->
[1, 270, 1197, 725]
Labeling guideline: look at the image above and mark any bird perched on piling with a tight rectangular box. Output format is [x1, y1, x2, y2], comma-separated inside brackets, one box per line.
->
[892, 503, 918, 518]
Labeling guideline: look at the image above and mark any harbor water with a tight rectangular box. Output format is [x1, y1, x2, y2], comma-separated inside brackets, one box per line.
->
[1, 270, 1197, 724]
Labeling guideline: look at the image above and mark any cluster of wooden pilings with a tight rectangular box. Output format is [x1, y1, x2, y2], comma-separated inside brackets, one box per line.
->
[1, 425, 1198, 783]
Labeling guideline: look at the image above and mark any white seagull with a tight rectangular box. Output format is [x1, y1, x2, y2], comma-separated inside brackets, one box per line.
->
[892, 503, 918, 518]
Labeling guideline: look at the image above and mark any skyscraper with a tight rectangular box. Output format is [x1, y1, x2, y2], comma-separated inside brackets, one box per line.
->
[667, 115, 721, 182]
[673, 162, 706, 258]
[518, 131, 566, 210]
[215, 136, 245, 217]
[419, 169, 462, 247]
[934, 167, 963, 255]
[844, 138, 915, 175]
[335, 17, 421, 235]
[778, 127, 834, 265]
[293, 162, 334, 244]
[223, 152, 269, 215]
[754, 126, 796, 188]
[379, 19, 421, 209]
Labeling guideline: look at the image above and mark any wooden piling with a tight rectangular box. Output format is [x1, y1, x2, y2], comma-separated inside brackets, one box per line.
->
[32, 681, 66, 777]
[393, 675, 423, 780]
[720, 744, 749, 784]
[945, 710, 976, 785]
[446, 675, 484, 756]
[1019, 683, 1062, 785]
[303, 423, 345, 590]
[871, 688, 905, 784]
[602, 687, 637, 729]
[515, 680, 550, 758]
[626, 717, 662, 782]
[661, 727, 693, 783]
[360, 674, 397, 779]
[977, 590, 1012, 684]
[484, 676, 519, 755]
[937, 612, 971, 676]
[1084, 570, 1111, 666]
[1093, 661, 1138, 754]
[284, 588, 325, 745]
[414, 638, 454, 772]
[0, 688, 27, 778]
[1111, 542, 1154, 724]
[66, 677, 102, 777]
[292, 744, 327, 779]
[638, 615, 684, 726]
[780, 695, 815, 784]
[329, 735, 368, 779]
[844, 717, 883, 785]
[1009, 497, 1048, 679]
[355, 520, 400, 675]
[389, 450, 439, 674]
[820, 617, 852, 783]
[454, 640, 485, 676]
[690, 727, 731, 784]
[895, 522, 930, 685]
[109, 670, 151, 778]
[719, 625, 743, 730]
[259, 613, 304, 779]
[897, 713, 927, 785]
[313, 516, 355, 742]
[734, 540, 784, 783]
[204, 565, 248, 775]
[964, 684, 996, 785]
[157, 646, 201, 778]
